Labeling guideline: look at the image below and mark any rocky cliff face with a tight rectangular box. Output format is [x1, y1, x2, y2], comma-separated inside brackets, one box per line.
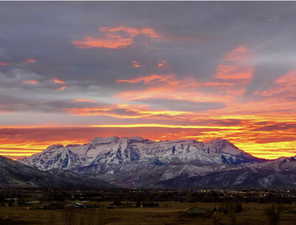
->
[21, 137, 264, 188]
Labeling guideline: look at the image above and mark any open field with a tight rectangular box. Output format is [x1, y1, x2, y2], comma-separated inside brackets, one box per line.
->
[1, 201, 296, 225]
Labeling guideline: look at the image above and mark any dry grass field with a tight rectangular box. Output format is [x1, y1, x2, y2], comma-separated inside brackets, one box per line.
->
[1, 202, 296, 225]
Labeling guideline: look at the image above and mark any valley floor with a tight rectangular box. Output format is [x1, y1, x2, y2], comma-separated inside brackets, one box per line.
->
[1, 202, 296, 225]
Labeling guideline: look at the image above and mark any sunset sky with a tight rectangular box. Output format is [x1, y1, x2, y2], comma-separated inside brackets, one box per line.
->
[1, 2, 296, 159]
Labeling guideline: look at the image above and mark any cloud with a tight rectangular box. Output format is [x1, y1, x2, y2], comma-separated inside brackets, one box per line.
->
[66, 103, 190, 119]
[22, 80, 40, 85]
[215, 64, 253, 80]
[51, 78, 65, 84]
[56, 86, 67, 91]
[156, 59, 168, 68]
[131, 60, 142, 68]
[215, 45, 254, 81]
[115, 51, 256, 106]
[199, 81, 234, 87]
[224, 45, 250, 62]
[101, 26, 160, 39]
[0, 94, 99, 114]
[117, 74, 176, 84]
[0, 58, 37, 68]
[51, 78, 67, 91]
[24, 58, 37, 64]
[0, 68, 41, 87]
[116, 73, 233, 103]
[253, 122, 296, 131]
[0, 69, 72, 92]
[137, 98, 225, 112]
[72, 35, 132, 49]
[72, 26, 161, 49]
[73, 98, 97, 103]
[2, 117, 296, 159]
[0, 61, 10, 66]
[1, 3, 296, 159]
[257, 70, 296, 98]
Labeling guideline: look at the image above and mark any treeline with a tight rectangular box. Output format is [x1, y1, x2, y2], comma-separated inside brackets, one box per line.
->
[1, 188, 296, 204]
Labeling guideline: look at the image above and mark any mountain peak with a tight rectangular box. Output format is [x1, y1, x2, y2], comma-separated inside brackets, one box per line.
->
[207, 138, 233, 145]
[90, 136, 151, 146]
[205, 139, 245, 156]
[44, 144, 65, 152]
[91, 136, 120, 145]
[22, 136, 259, 171]
[20, 136, 270, 188]
[124, 136, 148, 142]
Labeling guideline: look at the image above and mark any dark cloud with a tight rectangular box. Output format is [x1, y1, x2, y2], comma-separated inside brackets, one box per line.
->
[1, 2, 296, 89]
[0, 1, 296, 151]
[0, 94, 99, 113]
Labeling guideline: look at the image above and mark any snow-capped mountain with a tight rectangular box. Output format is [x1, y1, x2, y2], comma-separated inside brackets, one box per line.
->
[21, 137, 263, 187]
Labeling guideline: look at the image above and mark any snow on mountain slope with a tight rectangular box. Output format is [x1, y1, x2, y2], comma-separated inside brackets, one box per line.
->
[22, 144, 83, 171]
[20, 137, 263, 187]
[22, 137, 259, 171]
[17, 137, 296, 188]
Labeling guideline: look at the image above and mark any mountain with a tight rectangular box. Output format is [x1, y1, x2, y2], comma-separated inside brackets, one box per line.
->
[21, 137, 264, 188]
[0, 156, 113, 189]
[159, 156, 296, 189]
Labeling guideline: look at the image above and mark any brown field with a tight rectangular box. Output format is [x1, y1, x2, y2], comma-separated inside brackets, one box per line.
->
[1, 202, 296, 225]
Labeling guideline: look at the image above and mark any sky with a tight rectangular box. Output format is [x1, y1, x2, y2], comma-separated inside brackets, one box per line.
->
[0, 2, 296, 159]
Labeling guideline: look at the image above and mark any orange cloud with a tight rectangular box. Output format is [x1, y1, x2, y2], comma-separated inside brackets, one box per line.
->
[1, 119, 296, 159]
[215, 45, 254, 81]
[215, 64, 254, 80]
[22, 80, 40, 85]
[51, 78, 65, 84]
[224, 45, 250, 62]
[24, 58, 37, 64]
[117, 86, 218, 102]
[116, 46, 255, 103]
[72, 26, 161, 49]
[72, 36, 133, 49]
[73, 98, 97, 103]
[116, 74, 233, 103]
[0, 61, 10, 66]
[201, 81, 235, 87]
[117, 74, 176, 84]
[0, 58, 37, 67]
[210, 45, 255, 98]
[66, 103, 189, 118]
[100, 26, 161, 39]
[258, 70, 296, 97]
[51, 78, 67, 91]
[1, 43, 294, 160]
[56, 86, 67, 91]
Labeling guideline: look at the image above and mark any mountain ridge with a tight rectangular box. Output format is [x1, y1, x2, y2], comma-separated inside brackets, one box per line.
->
[20, 137, 275, 188]
[0, 156, 114, 189]
[159, 156, 296, 189]
[0, 136, 293, 189]
[21, 137, 264, 170]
